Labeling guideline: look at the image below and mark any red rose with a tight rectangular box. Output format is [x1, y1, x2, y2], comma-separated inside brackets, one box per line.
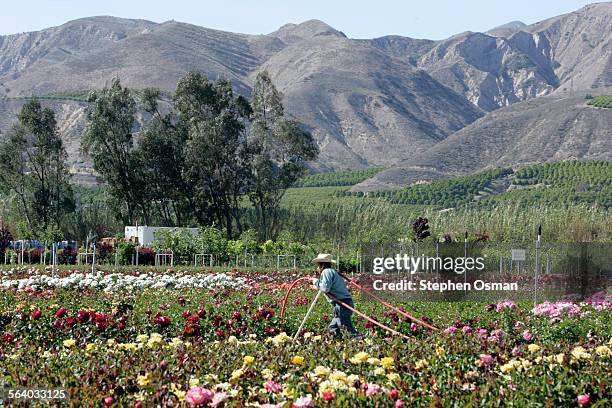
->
[2, 333, 15, 343]
[76, 311, 89, 322]
[232, 311, 242, 319]
[322, 391, 335, 402]
[197, 308, 206, 318]
[388, 389, 399, 400]
[55, 307, 66, 318]
[65, 317, 76, 327]
[153, 313, 171, 328]
[103, 396, 113, 406]
[31, 310, 42, 320]
[181, 310, 191, 319]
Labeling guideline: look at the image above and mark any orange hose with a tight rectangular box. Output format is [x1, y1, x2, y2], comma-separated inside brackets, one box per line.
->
[326, 294, 412, 340]
[340, 274, 438, 331]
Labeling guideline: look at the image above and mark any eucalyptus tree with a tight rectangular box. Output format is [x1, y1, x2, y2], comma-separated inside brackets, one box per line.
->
[0, 98, 74, 235]
[174, 72, 251, 237]
[249, 71, 318, 239]
[82, 78, 148, 225]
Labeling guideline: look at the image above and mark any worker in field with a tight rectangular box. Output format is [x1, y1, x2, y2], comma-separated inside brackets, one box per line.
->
[311, 253, 360, 338]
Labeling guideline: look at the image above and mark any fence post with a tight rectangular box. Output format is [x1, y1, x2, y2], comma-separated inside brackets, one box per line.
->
[534, 225, 541, 307]
[464, 231, 468, 284]
[92, 242, 96, 274]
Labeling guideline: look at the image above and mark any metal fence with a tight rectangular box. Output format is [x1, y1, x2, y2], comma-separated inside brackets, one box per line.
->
[355, 241, 611, 303]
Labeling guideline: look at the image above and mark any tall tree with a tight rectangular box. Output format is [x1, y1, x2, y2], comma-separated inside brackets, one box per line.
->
[82, 78, 148, 225]
[0, 98, 74, 236]
[249, 71, 318, 239]
[174, 72, 251, 237]
[138, 88, 193, 226]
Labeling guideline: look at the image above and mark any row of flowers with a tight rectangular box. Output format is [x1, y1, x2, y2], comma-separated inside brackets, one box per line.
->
[0, 271, 250, 292]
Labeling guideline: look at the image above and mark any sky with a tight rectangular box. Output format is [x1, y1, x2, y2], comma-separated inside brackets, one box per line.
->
[0, 0, 604, 39]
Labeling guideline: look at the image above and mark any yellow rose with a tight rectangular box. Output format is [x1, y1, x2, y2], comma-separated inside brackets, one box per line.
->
[367, 357, 380, 365]
[595, 345, 610, 357]
[556, 353, 565, 364]
[261, 368, 274, 379]
[527, 344, 541, 353]
[349, 352, 369, 364]
[189, 377, 199, 388]
[85, 343, 97, 353]
[386, 373, 401, 383]
[292, 355, 305, 366]
[63, 339, 76, 348]
[313, 366, 331, 378]
[230, 369, 244, 381]
[415, 359, 428, 370]
[435, 346, 445, 356]
[380, 357, 395, 368]
[243, 355, 255, 365]
[137, 374, 150, 387]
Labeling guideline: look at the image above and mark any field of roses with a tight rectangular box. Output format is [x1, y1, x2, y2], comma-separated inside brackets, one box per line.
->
[0, 267, 610, 407]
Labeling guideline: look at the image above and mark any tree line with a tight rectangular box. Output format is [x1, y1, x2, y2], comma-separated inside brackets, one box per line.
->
[0, 71, 318, 241]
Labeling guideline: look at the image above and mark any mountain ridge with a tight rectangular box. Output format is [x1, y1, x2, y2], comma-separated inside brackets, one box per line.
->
[0, 2, 610, 181]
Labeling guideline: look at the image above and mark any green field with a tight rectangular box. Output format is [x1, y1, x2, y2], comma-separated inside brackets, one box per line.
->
[331, 161, 611, 209]
[587, 95, 612, 108]
[292, 167, 383, 187]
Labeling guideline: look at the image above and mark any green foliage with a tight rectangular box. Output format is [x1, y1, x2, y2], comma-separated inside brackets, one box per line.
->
[480, 160, 612, 209]
[151, 229, 196, 265]
[117, 241, 136, 265]
[587, 95, 612, 108]
[0, 98, 74, 235]
[382, 168, 512, 207]
[293, 167, 383, 187]
[248, 71, 319, 240]
[83, 78, 147, 225]
[39, 225, 64, 244]
[195, 226, 228, 255]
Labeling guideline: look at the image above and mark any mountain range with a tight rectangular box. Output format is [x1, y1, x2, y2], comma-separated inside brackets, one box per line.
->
[0, 2, 610, 186]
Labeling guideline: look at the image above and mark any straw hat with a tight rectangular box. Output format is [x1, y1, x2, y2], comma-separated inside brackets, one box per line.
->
[312, 253, 336, 264]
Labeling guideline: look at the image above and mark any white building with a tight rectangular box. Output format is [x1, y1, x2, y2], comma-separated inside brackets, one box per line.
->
[124, 226, 199, 247]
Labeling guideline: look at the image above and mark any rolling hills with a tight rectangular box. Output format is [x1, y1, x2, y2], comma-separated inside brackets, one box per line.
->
[0, 3, 610, 178]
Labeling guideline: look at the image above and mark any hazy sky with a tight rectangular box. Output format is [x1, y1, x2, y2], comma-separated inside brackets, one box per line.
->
[0, 0, 603, 39]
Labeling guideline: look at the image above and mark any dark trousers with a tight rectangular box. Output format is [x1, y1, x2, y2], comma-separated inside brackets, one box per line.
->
[329, 298, 358, 337]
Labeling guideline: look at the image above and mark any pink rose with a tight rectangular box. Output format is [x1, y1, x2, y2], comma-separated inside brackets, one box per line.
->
[185, 387, 214, 407]
[395, 400, 404, 408]
[365, 384, 382, 396]
[577, 394, 590, 406]
[211, 392, 228, 407]
[293, 396, 314, 408]
[264, 380, 283, 394]
[522, 330, 533, 342]
[479, 354, 494, 368]
[388, 389, 399, 400]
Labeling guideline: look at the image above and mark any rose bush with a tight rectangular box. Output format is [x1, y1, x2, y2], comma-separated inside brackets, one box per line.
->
[0, 268, 610, 406]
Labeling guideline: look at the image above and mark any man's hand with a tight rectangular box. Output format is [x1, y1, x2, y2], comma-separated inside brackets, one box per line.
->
[311, 278, 318, 289]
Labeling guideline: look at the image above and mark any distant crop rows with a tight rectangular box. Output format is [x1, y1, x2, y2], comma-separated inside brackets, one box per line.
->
[327, 160, 611, 209]
[292, 167, 383, 187]
[587, 95, 612, 108]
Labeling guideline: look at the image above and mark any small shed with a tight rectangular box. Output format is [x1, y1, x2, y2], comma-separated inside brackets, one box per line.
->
[124, 226, 199, 247]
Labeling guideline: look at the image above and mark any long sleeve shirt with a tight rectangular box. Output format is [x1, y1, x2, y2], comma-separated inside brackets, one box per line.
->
[314, 268, 352, 303]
